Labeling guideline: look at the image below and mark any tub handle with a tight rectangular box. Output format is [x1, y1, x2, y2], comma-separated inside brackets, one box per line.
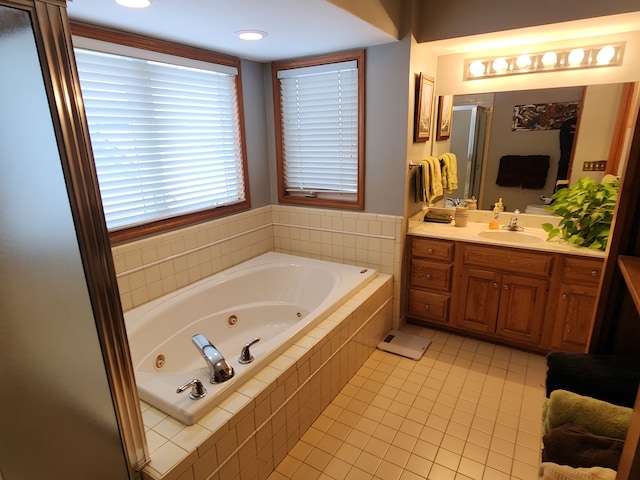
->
[239, 337, 261, 364]
[176, 379, 207, 400]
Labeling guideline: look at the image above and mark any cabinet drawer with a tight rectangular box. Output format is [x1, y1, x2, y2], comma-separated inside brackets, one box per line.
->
[411, 237, 454, 262]
[410, 259, 452, 291]
[408, 289, 450, 323]
[561, 257, 603, 286]
[462, 244, 553, 277]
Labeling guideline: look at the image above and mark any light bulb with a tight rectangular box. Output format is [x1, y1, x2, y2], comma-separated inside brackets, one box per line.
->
[492, 57, 508, 73]
[541, 51, 558, 67]
[469, 61, 486, 77]
[515, 55, 532, 70]
[596, 45, 616, 65]
[568, 49, 585, 66]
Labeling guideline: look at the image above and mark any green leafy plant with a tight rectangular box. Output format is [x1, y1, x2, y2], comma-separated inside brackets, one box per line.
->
[541, 176, 619, 251]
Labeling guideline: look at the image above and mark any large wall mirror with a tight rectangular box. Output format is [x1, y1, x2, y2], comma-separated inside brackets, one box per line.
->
[439, 82, 634, 212]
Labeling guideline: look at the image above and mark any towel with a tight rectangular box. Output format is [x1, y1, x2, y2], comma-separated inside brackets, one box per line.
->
[538, 462, 617, 480]
[546, 352, 640, 408]
[416, 157, 443, 205]
[426, 156, 443, 200]
[440, 153, 458, 192]
[521, 154, 550, 188]
[542, 423, 624, 470]
[495, 155, 523, 186]
[496, 154, 550, 188]
[542, 389, 632, 440]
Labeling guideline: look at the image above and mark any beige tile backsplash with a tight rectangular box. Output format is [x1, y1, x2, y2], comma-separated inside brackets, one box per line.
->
[112, 205, 404, 325]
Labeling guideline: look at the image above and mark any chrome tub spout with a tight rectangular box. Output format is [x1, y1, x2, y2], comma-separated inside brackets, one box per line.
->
[191, 334, 234, 383]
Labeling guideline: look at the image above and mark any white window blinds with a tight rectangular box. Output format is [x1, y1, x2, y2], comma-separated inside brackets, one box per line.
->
[277, 60, 359, 199]
[74, 45, 245, 231]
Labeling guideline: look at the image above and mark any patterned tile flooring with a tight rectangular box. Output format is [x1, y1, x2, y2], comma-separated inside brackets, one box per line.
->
[267, 325, 546, 480]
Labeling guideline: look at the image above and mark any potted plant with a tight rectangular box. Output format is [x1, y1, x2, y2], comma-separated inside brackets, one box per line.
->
[542, 176, 619, 251]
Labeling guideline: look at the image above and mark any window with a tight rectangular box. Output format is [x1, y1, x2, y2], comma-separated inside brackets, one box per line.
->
[71, 25, 249, 243]
[272, 50, 365, 209]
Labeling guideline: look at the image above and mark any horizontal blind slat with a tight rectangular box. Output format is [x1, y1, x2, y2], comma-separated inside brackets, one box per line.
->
[75, 46, 245, 230]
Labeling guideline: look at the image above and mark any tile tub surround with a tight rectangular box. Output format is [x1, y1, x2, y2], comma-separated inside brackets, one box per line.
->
[112, 205, 404, 326]
[140, 273, 393, 480]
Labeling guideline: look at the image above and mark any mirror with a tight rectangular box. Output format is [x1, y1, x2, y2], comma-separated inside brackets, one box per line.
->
[442, 83, 626, 212]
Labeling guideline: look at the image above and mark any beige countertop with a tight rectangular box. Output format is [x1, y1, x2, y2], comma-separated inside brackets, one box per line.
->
[408, 210, 607, 259]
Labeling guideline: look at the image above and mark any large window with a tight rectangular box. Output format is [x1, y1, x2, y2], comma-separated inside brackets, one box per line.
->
[272, 50, 365, 209]
[72, 25, 249, 243]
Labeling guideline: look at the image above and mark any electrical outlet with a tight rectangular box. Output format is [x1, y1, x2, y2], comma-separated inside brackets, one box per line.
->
[583, 160, 607, 171]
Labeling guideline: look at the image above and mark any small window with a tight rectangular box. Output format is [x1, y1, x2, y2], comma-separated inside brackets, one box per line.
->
[72, 26, 249, 242]
[272, 50, 365, 209]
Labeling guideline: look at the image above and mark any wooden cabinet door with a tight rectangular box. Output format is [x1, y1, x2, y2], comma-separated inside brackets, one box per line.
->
[455, 268, 501, 333]
[550, 283, 597, 352]
[496, 274, 548, 345]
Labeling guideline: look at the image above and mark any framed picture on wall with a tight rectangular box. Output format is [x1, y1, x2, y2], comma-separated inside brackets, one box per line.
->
[414, 73, 434, 143]
[436, 94, 453, 141]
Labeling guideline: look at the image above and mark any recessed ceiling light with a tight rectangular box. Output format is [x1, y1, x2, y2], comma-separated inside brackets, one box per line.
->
[116, 0, 151, 8]
[237, 30, 268, 41]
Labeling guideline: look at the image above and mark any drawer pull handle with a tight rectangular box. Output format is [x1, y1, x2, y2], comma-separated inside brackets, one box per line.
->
[591, 270, 598, 277]
[493, 282, 499, 288]
[425, 304, 430, 310]
[426, 273, 432, 279]
[503, 284, 509, 290]
[428, 248, 434, 254]
[562, 294, 568, 300]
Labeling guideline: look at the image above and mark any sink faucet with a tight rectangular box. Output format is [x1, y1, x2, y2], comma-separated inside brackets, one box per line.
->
[192, 334, 234, 383]
[506, 209, 523, 231]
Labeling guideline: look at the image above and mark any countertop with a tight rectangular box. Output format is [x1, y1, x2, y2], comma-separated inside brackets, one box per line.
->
[408, 211, 607, 259]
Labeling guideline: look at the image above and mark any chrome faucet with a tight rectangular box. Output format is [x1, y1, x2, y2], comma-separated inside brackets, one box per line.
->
[191, 334, 234, 383]
[239, 337, 261, 364]
[506, 209, 523, 231]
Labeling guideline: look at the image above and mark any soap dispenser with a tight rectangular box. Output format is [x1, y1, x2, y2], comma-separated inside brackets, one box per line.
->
[489, 200, 502, 230]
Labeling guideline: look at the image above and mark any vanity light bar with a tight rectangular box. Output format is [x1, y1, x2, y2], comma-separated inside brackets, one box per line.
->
[464, 42, 625, 80]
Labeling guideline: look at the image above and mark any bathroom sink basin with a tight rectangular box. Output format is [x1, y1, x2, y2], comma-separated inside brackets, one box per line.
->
[477, 230, 544, 244]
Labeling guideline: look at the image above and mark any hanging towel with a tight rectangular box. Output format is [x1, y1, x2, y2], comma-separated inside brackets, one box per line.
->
[440, 153, 458, 192]
[416, 158, 443, 205]
[496, 154, 550, 188]
[521, 154, 550, 189]
[496, 155, 525, 186]
[426, 156, 443, 201]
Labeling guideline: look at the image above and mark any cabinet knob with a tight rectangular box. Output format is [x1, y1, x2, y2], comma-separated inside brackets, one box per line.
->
[562, 294, 568, 300]
[426, 273, 432, 279]
[503, 284, 509, 290]
[424, 304, 430, 311]
[591, 270, 598, 277]
[493, 282, 499, 288]
[428, 248, 434, 254]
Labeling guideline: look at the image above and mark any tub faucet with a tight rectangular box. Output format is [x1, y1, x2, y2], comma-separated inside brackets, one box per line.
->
[191, 334, 234, 383]
[239, 337, 261, 364]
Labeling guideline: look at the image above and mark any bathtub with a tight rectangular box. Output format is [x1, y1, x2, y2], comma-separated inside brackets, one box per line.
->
[124, 252, 377, 425]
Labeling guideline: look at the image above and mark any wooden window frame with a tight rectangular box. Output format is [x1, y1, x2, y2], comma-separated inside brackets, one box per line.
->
[70, 23, 251, 244]
[272, 49, 365, 210]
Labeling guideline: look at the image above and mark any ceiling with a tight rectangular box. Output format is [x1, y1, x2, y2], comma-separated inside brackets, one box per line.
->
[66, 1, 640, 63]
[66, 0, 399, 63]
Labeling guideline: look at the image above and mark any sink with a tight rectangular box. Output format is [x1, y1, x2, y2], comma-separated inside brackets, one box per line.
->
[477, 230, 544, 244]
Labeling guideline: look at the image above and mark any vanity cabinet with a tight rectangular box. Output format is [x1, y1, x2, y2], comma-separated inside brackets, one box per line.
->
[405, 236, 604, 352]
[407, 237, 454, 325]
[455, 244, 552, 346]
[549, 256, 603, 352]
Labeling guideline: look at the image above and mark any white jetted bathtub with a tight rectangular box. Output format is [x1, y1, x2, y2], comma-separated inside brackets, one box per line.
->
[124, 252, 377, 425]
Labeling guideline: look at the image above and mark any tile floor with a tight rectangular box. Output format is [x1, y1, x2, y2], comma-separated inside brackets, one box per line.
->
[267, 325, 547, 480]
